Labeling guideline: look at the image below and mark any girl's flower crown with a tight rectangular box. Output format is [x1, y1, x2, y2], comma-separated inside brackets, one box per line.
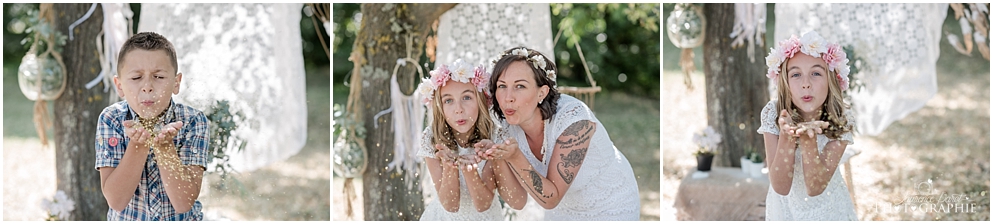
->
[491, 47, 557, 80]
[765, 31, 850, 91]
[417, 59, 490, 105]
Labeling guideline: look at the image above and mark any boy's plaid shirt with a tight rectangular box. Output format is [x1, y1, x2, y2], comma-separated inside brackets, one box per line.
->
[94, 100, 210, 221]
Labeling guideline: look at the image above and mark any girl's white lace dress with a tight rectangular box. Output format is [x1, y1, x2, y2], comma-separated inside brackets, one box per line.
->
[495, 95, 640, 220]
[417, 128, 503, 221]
[757, 100, 858, 220]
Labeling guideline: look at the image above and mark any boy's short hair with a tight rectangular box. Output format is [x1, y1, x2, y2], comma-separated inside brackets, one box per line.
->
[117, 32, 178, 75]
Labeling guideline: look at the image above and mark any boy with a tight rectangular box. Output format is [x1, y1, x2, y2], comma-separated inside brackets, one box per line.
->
[95, 32, 210, 221]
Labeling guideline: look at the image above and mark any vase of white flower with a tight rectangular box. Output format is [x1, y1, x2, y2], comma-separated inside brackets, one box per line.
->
[41, 190, 75, 221]
[695, 151, 715, 171]
[692, 126, 722, 172]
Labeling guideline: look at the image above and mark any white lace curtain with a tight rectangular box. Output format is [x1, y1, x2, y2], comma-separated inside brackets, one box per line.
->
[138, 3, 307, 172]
[773, 3, 948, 136]
[435, 3, 555, 71]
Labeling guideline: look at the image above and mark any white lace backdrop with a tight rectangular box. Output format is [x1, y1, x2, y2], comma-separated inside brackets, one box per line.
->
[435, 3, 555, 71]
[773, 3, 948, 136]
[428, 3, 555, 221]
[138, 3, 308, 172]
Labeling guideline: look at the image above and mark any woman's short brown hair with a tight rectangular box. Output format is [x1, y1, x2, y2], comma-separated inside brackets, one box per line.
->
[488, 47, 560, 120]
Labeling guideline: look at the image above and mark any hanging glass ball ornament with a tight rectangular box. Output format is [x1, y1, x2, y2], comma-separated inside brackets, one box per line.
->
[333, 130, 366, 178]
[666, 4, 707, 49]
[18, 53, 65, 101]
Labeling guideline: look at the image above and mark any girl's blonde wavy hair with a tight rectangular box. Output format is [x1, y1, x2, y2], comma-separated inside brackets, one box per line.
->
[429, 89, 494, 151]
[775, 59, 853, 139]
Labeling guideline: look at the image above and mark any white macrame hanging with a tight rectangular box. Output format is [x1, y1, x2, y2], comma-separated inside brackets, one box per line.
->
[372, 55, 425, 190]
[773, 3, 947, 136]
[729, 3, 766, 63]
[431, 3, 554, 221]
[138, 3, 308, 172]
[80, 3, 132, 103]
[387, 72, 425, 188]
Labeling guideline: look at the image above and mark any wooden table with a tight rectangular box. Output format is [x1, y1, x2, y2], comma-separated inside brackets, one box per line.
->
[673, 166, 769, 221]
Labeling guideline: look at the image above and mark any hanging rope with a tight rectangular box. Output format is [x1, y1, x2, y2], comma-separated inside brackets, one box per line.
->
[30, 4, 68, 147]
[340, 35, 370, 220]
[306, 3, 330, 59]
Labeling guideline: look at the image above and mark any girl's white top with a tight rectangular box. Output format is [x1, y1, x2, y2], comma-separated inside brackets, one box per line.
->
[417, 128, 503, 221]
[495, 94, 640, 220]
[758, 99, 858, 220]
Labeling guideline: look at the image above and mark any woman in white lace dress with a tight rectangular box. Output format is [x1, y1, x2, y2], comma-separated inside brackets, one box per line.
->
[415, 59, 504, 220]
[757, 31, 858, 220]
[475, 47, 640, 220]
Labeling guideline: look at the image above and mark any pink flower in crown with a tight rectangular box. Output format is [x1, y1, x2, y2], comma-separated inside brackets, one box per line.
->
[837, 65, 851, 91]
[430, 64, 451, 88]
[823, 43, 847, 71]
[471, 65, 489, 92]
[780, 35, 801, 59]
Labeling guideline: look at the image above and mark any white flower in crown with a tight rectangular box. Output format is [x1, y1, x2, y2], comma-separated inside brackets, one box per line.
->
[416, 79, 435, 104]
[450, 59, 472, 83]
[512, 48, 529, 57]
[547, 69, 557, 79]
[765, 48, 785, 79]
[799, 31, 828, 58]
[530, 55, 547, 71]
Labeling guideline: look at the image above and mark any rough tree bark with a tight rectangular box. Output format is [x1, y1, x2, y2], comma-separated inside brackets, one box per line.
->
[702, 3, 769, 168]
[51, 3, 110, 221]
[353, 3, 455, 220]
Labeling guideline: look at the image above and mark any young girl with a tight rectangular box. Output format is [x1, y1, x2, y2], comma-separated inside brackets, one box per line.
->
[416, 59, 505, 220]
[757, 31, 858, 220]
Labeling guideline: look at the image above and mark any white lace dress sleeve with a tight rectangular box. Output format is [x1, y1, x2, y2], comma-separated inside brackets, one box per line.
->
[417, 127, 436, 159]
[757, 100, 780, 135]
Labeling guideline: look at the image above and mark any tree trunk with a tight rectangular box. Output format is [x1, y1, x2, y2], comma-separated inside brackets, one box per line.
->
[50, 3, 109, 221]
[702, 4, 769, 168]
[354, 3, 455, 220]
